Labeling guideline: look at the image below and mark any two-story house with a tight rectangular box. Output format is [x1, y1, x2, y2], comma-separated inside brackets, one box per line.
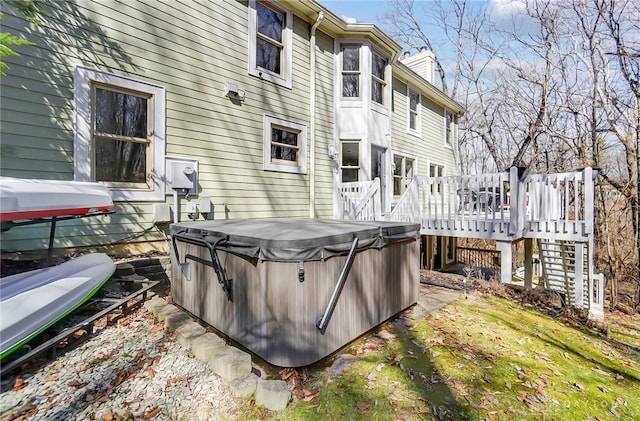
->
[0, 0, 462, 260]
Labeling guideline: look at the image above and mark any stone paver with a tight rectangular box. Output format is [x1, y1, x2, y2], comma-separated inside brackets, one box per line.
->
[164, 311, 192, 331]
[175, 322, 207, 347]
[228, 373, 259, 398]
[191, 333, 226, 362]
[156, 304, 181, 322]
[209, 347, 252, 382]
[255, 379, 291, 411]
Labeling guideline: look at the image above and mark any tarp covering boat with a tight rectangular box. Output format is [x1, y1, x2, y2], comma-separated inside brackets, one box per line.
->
[0, 177, 113, 223]
[0, 253, 115, 360]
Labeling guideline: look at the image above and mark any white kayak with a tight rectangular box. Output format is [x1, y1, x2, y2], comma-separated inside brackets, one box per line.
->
[0, 177, 113, 223]
[0, 253, 116, 360]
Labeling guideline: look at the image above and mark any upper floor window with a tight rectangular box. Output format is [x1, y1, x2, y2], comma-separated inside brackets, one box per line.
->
[74, 67, 166, 201]
[340, 140, 360, 182]
[341, 45, 360, 98]
[393, 153, 415, 197]
[249, 1, 293, 88]
[408, 88, 420, 133]
[263, 115, 307, 174]
[445, 111, 458, 147]
[371, 51, 387, 104]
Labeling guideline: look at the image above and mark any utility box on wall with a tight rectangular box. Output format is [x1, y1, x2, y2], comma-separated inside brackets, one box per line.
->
[166, 157, 199, 195]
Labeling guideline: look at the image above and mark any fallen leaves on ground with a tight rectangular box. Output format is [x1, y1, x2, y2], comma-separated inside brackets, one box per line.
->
[355, 402, 371, 411]
[12, 378, 26, 391]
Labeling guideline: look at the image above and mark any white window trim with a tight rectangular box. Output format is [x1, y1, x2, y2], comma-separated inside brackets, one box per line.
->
[444, 110, 457, 148]
[370, 46, 390, 111]
[263, 115, 307, 174]
[428, 161, 446, 195]
[248, 0, 293, 89]
[340, 139, 361, 182]
[339, 43, 362, 100]
[74, 66, 166, 201]
[392, 150, 418, 197]
[407, 86, 421, 136]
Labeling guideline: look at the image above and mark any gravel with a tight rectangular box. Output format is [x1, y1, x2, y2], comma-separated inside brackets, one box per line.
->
[0, 305, 244, 420]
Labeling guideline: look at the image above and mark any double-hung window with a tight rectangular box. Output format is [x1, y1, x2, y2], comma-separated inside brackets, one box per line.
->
[341, 45, 360, 98]
[408, 88, 420, 133]
[371, 51, 387, 105]
[74, 67, 166, 201]
[249, 1, 293, 88]
[340, 141, 360, 182]
[393, 153, 415, 197]
[263, 115, 307, 174]
[445, 110, 457, 147]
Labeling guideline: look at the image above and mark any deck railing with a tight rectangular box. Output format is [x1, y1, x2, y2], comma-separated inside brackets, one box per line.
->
[388, 176, 420, 223]
[524, 168, 594, 239]
[336, 178, 381, 221]
[337, 167, 595, 241]
[419, 168, 520, 239]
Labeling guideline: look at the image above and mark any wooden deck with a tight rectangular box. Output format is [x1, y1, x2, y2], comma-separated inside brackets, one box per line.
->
[336, 167, 603, 320]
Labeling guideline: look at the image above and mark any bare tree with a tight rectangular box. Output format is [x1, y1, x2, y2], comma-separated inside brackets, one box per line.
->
[385, 0, 640, 307]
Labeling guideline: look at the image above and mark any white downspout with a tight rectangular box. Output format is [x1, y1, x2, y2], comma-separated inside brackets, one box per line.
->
[309, 11, 324, 219]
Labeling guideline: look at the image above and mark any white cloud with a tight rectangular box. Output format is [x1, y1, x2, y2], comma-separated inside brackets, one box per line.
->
[487, 0, 527, 18]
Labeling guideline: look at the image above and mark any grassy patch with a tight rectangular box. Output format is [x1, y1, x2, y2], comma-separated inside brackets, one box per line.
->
[241, 294, 640, 420]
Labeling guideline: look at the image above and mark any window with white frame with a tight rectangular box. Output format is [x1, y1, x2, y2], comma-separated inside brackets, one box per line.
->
[393, 153, 415, 197]
[445, 110, 458, 147]
[341, 45, 360, 98]
[429, 163, 445, 194]
[248, 1, 293, 88]
[371, 50, 388, 105]
[340, 141, 360, 182]
[263, 115, 307, 173]
[74, 67, 166, 201]
[408, 88, 420, 133]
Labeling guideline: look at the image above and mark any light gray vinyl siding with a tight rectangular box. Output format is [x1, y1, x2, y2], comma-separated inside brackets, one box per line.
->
[312, 29, 336, 218]
[0, 0, 331, 252]
[390, 77, 456, 180]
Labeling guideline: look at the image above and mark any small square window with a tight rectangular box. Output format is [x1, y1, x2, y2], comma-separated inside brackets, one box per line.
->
[263, 115, 307, 173]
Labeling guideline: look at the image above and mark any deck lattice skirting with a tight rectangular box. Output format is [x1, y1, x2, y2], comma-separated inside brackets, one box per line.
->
[337, 167, 604, 319]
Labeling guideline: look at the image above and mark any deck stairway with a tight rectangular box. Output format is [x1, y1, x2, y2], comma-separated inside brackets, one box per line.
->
[336, 166, 605, 319]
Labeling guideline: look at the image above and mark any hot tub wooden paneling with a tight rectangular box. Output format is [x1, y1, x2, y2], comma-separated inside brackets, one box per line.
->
[170, 219, 419, 367]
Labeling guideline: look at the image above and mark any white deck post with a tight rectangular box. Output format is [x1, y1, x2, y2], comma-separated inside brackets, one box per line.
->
[508, 167, 519, 236]
[583, 167, 594, 235]
[524, 238, 533, 289]
[373, 177, 382, 220]
[496, 240, 513, 284]
[574, 242, 585, 308]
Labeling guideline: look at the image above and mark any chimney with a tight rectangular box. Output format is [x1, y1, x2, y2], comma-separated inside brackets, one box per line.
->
[400, 47, 436, 84]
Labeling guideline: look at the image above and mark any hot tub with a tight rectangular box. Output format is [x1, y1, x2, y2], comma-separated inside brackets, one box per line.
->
[170, 218, 420, 367]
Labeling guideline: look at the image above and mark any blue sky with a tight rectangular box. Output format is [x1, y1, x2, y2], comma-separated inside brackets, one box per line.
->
[319, 0, 391, 29]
